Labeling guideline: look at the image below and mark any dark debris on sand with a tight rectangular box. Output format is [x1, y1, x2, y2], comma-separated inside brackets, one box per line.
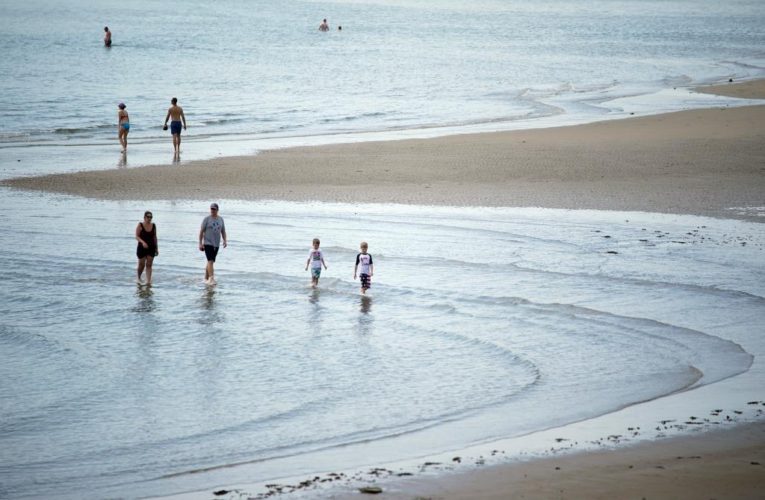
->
[213, 401, 765, 499]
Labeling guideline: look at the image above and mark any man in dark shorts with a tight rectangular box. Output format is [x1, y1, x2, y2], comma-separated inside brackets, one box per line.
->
[198, 203, 227, 285]
[162, 97, 187, 154]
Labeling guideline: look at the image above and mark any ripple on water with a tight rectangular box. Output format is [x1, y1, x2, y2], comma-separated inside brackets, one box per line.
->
[0, 194, 762, 499]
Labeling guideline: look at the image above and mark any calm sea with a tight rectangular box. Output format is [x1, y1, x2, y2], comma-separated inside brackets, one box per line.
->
[1, 1, 765, 498]
[1, 0, 764, 177]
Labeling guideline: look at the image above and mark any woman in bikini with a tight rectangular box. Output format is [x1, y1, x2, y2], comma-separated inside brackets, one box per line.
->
[136, 211, 158, 285]
[118, 102, 129, 152]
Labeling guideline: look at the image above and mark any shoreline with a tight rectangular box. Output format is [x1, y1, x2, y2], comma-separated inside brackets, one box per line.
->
[358, 420, 765, 500]
[156, 397, 765, 500]
[7, 80, 765, 499]
[3, 80, 765, 222]
[150, 80, 764, 498]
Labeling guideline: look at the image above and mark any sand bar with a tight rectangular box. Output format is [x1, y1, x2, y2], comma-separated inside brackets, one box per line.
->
[696, 78, 765, 99]
[6, 81, 765, 499]
[4, 81, 765, 222]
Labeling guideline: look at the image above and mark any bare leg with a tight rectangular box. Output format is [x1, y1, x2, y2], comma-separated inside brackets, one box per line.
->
[145, 255, 154, 285]
[205, 260, 214, 282]
[137, 257, 146, 282]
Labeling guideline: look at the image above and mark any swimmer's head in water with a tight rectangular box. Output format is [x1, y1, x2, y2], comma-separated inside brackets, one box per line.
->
[118, 102, 126, 109]
[171, 97, 178, 105]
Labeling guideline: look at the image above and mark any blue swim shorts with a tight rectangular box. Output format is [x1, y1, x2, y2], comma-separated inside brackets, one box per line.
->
[311, 268, 322, 279]
[170, 120, 182, 135]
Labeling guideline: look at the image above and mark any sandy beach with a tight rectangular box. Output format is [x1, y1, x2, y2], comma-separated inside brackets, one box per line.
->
[4, 82, 765, 222]
[352, 421, 765, 500]
[4, 81, 765, 500]
[3, 0, 765, 496]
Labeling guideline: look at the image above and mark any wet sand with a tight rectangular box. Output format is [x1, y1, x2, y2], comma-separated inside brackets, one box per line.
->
[4, 82, 765, 222]
[364, 421, 765, 500]
[7, 80, 765, 499]
[696, 78, 765, 99]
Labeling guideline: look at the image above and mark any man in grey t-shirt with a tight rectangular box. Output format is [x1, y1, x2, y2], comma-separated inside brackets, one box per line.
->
[198, 203, 227, 285]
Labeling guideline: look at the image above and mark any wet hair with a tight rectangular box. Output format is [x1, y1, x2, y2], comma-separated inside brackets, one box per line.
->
[323, 19, 327, 22]
[360, 241, 368, 249]
[312, 238, 320, 245]
[118, 103, 126, 109]
[144, 210, 153, 218]
[171, 97, 178, 104]
[104, 27, 109, 31]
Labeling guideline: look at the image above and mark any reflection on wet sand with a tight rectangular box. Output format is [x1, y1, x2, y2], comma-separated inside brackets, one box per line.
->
[118, 151, 127, 168]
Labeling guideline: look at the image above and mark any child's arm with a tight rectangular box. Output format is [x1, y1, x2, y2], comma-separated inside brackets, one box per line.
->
[370, 263, 374, 277]
[321, 256, 327, 270]
[305, 256, 311, 271]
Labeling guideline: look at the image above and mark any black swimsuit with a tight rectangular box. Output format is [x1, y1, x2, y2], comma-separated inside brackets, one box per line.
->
[136, 223, 157, 258]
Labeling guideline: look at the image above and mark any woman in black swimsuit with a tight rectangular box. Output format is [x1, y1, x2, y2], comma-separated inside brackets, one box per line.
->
[135, 211, 158, 284]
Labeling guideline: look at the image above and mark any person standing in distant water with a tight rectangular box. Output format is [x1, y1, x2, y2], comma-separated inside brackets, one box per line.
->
[338, 26, 342, 31]
[136, 211, 158, 285]
[117, 102, 129, 152]
[104, 27, 112, 47]
[319, 19, 329, 31]
[199, 203, 227, 285]
[305, 238, 328, 288]
[162, 97, 186, 154]
[353, 241, 374, 295]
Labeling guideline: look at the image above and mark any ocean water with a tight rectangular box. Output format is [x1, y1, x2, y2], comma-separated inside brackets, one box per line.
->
[1, 0, 765, 178]
[0, 189, 764, 498]
[2, 1, 765, 498]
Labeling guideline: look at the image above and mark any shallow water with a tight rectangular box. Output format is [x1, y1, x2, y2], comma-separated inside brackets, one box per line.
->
[1, 189, 763, 498]
[1, 0, 764, 177]
[2, 3, 765, 495]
